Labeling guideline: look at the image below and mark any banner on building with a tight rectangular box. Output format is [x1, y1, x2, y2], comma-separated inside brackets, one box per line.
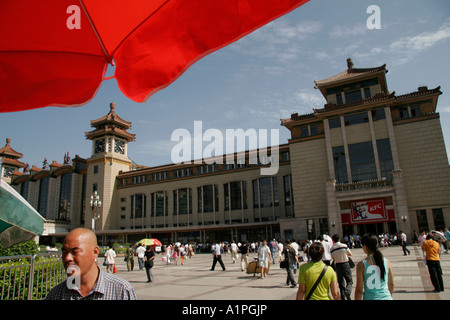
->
[350, 199, 387, 224]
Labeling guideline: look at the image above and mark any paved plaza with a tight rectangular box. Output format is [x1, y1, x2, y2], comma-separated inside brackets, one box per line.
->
[109, 244, 449, 300]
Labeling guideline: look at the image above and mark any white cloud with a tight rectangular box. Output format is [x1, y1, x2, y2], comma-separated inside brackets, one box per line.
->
[294, 90, 324, 109]
[439, 106, 450, 113]
[231, 19, 322, 63]
[329, 24, 367, 38]
[359, 19, 450, 65]
[389, 20, 450, 53]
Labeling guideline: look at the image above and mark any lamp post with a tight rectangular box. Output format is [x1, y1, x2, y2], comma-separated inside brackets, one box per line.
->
[90, 191, 102, 231]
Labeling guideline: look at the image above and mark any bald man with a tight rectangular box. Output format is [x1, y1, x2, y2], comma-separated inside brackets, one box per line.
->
[46, 228, 136, 300]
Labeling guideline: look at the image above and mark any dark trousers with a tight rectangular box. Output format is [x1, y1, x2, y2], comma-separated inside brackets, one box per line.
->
[427, 260, 444, 292]
[145, 266, 154, 282]
[285, 264, 296, 286]
[402, 242, 410, 255]
[211, 254, 226, 270]
[335, 262, 353, 300]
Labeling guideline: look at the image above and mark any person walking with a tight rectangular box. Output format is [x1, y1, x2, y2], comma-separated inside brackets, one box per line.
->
[164, 244, 171, 265]
[296, 242, 339, 300]
[180, 245, 186, 265]
[239, 241, 249, 271]
[355, 233, 394, 300]
[125, 244, 135, 271]
[144, 245, 155, 283]
[316, 235, 332, 266]
[210, 241, 226, 271]
[400, 231, 410, 256]
[277, 241, 284, 263]
[231, 240, 238, 264]
[104, 245, 116, 274]
[283, 240, 298, 288]
[257, 240, 271, 279]
[173, 245, 179, 265]
[136, 243, 146, 270]
[330, 234, 353, 300]
[269, 239, 277, 264]
[422, 234, 444, 292]
[444, 228, 450, 254]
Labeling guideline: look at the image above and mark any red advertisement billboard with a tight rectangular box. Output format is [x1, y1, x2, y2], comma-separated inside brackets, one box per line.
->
[350, 199, 387, 224]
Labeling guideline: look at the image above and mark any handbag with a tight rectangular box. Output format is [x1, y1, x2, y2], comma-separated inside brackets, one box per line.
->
[145, 259, 154, 268]
[280, 260, 288, 269]
[348, 257, 355, 269]
[305, 265, 328, 300]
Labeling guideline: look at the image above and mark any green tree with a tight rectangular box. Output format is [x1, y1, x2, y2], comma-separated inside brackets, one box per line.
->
[0, 240, 39, 257]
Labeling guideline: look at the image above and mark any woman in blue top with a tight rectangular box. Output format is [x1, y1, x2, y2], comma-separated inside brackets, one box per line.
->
[355, 233, 394, 300]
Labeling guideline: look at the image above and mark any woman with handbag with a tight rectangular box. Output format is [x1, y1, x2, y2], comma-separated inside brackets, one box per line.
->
[296, 242, 340, 300]
[144, 245, 156, 283]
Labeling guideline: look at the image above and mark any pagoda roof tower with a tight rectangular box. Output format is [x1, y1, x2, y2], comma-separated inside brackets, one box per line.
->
[85, 102, 136, 142]
[0, 137, 25, 168]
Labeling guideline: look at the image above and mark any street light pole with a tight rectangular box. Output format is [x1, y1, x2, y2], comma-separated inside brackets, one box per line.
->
[90, 191, 102, 231]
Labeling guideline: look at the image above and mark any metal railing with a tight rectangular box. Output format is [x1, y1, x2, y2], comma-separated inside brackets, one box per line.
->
[0, 252, 66, 300]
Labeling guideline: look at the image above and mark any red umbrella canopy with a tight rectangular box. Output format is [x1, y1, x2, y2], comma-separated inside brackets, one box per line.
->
[0, 0, 309, 112]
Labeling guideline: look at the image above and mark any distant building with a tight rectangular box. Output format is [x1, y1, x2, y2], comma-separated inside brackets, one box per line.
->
[281, 58, 450, 239]
[4, 59, 450, 245]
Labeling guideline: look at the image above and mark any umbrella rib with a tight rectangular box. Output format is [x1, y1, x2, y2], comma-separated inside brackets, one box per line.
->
[78, 0, 113, 65]
[0, 50, 106, 59]
[109, 0, 171, 58]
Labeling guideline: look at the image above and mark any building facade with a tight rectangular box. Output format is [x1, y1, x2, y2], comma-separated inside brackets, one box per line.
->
[281, 58, 450, 240]
[4, 59, 450, 246]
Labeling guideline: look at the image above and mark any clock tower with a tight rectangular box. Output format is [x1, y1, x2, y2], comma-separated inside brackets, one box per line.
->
[85, 102, 135, 231]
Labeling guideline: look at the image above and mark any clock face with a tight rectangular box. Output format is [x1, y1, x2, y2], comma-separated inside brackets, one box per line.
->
[3, 167, 14, 178]
[95, 139, 105, 153]
[114, 139, 125, 154]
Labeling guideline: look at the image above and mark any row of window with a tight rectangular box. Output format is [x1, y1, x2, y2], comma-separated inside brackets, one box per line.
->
[333, 138, 394, 183]
[20, 172, 74, 221]
[416, 208, 445, 232]
[120, 152, 290, 187]
[335, 87, 372, 105]
[128, 176, 294, 219]
[328, 109, 386, 129]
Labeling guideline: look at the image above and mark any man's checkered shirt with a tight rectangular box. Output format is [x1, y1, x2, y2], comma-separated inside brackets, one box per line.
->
[45, 267, 137, 300]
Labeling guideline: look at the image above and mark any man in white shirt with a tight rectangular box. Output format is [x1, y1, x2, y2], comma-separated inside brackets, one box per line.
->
[230, 240, 238, 263]
[257, 240, 271, 279]
[330, 234, 353, 300]
[136, 244, 146, 270]
[210, 241, 226, 271]
[104, 245, 116, 273]
[400, 231, 410, 255]
[317, 235, 332, 265]
[277, 242, 284, 263]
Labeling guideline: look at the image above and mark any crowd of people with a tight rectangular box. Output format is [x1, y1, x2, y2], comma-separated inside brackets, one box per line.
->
[49, 226, 447, 300]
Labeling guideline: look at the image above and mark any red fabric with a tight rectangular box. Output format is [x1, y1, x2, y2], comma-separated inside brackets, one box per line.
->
[0, 0, 309, 112]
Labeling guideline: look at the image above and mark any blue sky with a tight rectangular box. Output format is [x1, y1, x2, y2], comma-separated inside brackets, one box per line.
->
[1, 0, 450, 169]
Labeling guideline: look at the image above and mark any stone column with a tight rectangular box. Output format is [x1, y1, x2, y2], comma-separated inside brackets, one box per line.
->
[392, 169, 411, 238]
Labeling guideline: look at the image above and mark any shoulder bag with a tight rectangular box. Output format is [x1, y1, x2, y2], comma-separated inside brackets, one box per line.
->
[348, 257, 355, 269]
[305, 265, 328, 300]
